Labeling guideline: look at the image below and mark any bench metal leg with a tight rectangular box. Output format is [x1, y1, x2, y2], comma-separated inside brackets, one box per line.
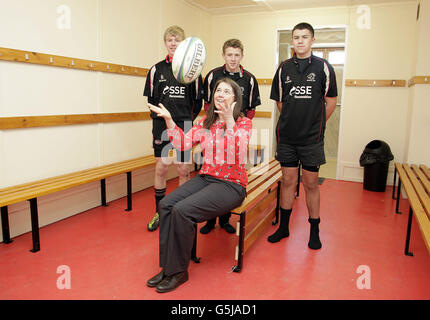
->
[1, 206, 13, 244]
[100, 179, 108, 207]
[233, 212, 246, 273]
[395, 179, 402, 214]
[125, 171, 132, 211]
[404, 206, 414, 256]
[28, 198, 40, 253]
[392, 167, 397, 200]
[191, 223, 200, 263]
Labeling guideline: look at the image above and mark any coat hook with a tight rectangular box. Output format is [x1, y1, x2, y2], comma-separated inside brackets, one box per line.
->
[392, 80, 396, 86]
[373, 80, 376, 86]
[121, 67, 125, 72]
[354, 80, 357, 86]
[25, 53, 29, 60]
[106, 65, 110, 70]
[50, 57, 54, 63]
[71, 60, 75, 66]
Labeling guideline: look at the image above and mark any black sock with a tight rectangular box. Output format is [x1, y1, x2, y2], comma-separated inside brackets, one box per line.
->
[308, 218, 322, 250]
[154, 188, 166, 213]
[267, 208, 292, 243]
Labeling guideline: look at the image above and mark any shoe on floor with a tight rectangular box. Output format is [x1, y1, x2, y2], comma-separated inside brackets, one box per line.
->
[147, 213, 159, 231]
[156, 271, 188, 293]
[146, 269, 165, 287]
[200, 221, 215, 234]
[221, 223, 236, 234]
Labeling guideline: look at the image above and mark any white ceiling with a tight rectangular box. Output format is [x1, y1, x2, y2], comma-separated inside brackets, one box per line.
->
[184, 0, 415, 15]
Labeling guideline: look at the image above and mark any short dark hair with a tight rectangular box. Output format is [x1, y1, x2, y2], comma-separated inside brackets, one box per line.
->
[292, 22, 314, 37]
[222, 39, 244, 54]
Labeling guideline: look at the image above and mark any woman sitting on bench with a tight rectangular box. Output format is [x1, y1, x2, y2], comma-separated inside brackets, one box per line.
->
[146, 78, 252, 293]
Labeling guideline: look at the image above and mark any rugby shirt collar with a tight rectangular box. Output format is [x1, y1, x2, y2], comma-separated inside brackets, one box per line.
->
[222, 64, 244, 78]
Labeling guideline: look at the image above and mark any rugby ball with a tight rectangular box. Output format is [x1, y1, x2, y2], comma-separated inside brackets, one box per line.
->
[172, 37, 206, 84]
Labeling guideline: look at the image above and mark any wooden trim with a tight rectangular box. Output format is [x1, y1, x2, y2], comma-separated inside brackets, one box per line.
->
[408, 76, 430, 87]
[254, 111, 272, 118]
[345, 79, 406, 87]
[257, 78, 273, 85]
[0, 112, 151, 130]
[0, 111, 272, 130]
[0, 47, 148, 77]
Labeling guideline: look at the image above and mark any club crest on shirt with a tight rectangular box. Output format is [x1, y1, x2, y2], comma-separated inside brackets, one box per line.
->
[285, 75, 292, 84]
[307, 73, 316, 82]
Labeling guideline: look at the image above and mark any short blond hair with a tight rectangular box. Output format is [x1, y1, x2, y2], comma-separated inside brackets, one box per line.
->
[164, 25, 185, 41]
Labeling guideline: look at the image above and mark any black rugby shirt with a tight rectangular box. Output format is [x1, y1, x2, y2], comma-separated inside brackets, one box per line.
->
[203, 65, 261, 117]
[270, 54, 337, 145]
[144, 56, 203, 137]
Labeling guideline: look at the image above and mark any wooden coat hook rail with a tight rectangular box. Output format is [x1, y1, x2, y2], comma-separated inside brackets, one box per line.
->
[0, 47, 149, 77]
[345, 79, 406, 87]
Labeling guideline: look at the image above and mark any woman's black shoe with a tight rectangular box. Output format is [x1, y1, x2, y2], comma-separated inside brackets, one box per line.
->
[156, 271, 189, 293]
[146, 270, 165, 287]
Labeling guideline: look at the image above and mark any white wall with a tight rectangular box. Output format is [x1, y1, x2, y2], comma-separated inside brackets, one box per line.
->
[210, 1, 419, 182]
[0, 0, 426, 240]
[0, 0, 211, 239]
[406, 0, 430, 166]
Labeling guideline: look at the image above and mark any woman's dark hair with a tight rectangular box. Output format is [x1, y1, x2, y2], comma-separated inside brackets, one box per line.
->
[203, 77, 243, 130]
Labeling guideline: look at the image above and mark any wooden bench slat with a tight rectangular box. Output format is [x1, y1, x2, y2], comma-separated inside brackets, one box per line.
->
[0, 157, 151, 199]
[412, 165, 430, 196]
[247, 158, 277, 181]
[398, 164, 430, 254]
[0, 156, 154, 196]
[420, 164, 430, 181]
[245, 164, 281, 196]
[232, 169, 281, 214]
[0, 156, 156, 207]
[405, 165, 430, 220]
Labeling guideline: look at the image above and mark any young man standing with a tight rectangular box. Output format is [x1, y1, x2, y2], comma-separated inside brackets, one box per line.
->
[268, 23, 337, 249]
[144, 26, 203, 231]
[200, 38, 261, 235]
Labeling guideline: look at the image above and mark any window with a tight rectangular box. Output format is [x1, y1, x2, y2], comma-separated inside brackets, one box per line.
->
[328, 50, 345, 65]
[312, 50, 324, 58]
[311, 48, 345, 65]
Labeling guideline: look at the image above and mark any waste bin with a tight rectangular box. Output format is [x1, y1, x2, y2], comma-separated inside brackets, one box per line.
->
[359, 140, 394, 192]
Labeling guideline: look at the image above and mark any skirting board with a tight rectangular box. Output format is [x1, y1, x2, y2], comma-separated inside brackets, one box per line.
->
[338, 161, 396, 186]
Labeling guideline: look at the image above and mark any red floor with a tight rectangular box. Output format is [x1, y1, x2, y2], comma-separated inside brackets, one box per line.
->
[1, 176, 430, 300]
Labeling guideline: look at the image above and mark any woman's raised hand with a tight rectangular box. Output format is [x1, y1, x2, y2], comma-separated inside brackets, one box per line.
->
[215, 101, 236, 129]
[148, 103, 175, 129]
[148, 103, 172, 120]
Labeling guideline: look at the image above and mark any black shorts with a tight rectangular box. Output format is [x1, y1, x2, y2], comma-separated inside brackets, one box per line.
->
[153, 139, 191, 163]
[276, 141, 325, 171]
[152, 118, 192, 163]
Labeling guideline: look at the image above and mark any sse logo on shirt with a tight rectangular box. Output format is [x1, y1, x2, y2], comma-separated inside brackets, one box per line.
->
[289, 85, 312, 99]
[162, 85, 186, 98]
